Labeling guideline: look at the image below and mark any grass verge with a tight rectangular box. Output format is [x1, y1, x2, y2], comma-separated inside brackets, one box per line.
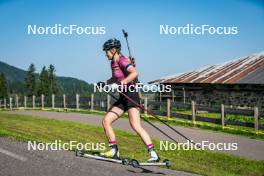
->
[0, 112, 264, 176]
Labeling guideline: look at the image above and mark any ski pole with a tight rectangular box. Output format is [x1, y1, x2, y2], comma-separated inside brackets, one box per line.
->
[122, 29, 132, 58]
[122, 29, 139, 83]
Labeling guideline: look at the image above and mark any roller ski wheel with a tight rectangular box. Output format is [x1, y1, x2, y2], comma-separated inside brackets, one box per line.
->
[163, 159, 171, 168]
[131, 159, 140, 168]
[75, 149, 84, 157]
[121, 158, 130, 166]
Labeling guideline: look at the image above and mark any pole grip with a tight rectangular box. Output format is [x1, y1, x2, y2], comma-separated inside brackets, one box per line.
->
[122, 29, 128, 38]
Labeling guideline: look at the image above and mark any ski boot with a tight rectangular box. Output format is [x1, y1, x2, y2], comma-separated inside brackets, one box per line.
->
[147, 147, 160, 162]
[100, 144, 120, 159]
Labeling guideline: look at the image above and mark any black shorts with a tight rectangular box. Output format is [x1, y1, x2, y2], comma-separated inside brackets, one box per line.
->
[112, 91, 140, 112]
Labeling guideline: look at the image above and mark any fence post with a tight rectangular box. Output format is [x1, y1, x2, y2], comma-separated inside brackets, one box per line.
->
[167, 98, 171, 118]
[144, 97, 148, 115]
[183, 87, 186, 104]
[0, 100, 1, 109]
[221, 104, 225, 127]
[254, 107, 259, 133]
[101, 100, 104, 109]
[192, 100, 196, 126]
[172, 91, 175, 102]
[107, 94, 111, 111]
[76, 94, 79, 110]
[32, 95, 35, 109]
[91, 94, 94, 111]
[3, 99, 5, 109]
[15, 94, 19, 109]
[24, 96, 27, 109]
[41, 94, 44, 109]
[63, 94, 66, 109]
[52, 94, 55, 109]
[159, 92, 162, 111]
[9, 97, 13, 110]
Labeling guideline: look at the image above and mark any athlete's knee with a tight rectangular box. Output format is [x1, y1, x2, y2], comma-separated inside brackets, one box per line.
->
[102, 116, 111, 128]
[102, 111, 119, 127]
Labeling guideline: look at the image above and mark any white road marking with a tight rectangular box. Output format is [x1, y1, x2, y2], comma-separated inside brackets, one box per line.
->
[0, 148, 27, 161]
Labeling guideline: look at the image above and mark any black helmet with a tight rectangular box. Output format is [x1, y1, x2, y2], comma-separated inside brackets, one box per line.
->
[103, 38, 121, 51]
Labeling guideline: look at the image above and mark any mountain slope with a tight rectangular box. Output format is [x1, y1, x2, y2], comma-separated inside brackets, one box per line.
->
[0, 61, 27, 82]
[0, 61, 94, 95]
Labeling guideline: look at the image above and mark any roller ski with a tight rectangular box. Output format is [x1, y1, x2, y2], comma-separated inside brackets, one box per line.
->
[75, 150, 131, 166]
[75, 143, 131, 166]
[128, 147, 171, 168]
[130, 159, 171, 168]
[75, 150, 171, 168]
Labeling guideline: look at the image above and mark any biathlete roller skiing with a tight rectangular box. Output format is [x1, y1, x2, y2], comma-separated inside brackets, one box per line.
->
[76, 30, 196, 168]
[99, 37, 159, 162]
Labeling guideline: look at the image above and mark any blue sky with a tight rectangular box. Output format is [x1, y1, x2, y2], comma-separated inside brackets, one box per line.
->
[0, 0, 263, 83]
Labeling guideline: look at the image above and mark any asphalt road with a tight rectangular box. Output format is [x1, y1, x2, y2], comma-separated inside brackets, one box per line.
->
[6, 110, 264, 161]
[0, 138, 198, 176]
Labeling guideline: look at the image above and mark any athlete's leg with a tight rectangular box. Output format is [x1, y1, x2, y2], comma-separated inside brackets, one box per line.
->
[128, 107, 152, 145]
[102, 106, 124, 142]
[128, 107, 159, 162]
[100, 106, 124, 158]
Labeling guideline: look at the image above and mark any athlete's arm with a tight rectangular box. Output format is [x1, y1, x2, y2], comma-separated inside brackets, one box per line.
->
[121, 66, 139, 84]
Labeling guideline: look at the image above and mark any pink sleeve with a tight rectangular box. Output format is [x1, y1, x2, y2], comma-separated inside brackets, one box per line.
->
[119, 57, 133, 71]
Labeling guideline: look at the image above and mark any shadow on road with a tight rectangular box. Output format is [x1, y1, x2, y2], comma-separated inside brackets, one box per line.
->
[127, 166, 166, 175]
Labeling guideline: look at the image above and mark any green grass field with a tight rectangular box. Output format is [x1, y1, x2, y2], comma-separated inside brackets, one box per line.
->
[0, 112, 264, 176]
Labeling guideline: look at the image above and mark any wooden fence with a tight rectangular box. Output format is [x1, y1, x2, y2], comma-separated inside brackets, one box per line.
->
[0, 94, 263, 132]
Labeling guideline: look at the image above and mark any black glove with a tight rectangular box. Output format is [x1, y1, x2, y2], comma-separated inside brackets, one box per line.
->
[97, 81, 106, 88]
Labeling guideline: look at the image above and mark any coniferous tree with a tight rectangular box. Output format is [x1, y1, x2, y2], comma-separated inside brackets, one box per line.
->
[25, 64, 36, 96]
[0, 72, 8, 98]
[48, 64, 59, 95]
[38, 66, 50, 96]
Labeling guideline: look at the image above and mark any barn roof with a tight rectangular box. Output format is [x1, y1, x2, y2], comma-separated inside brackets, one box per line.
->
[149, 51, 264, 84]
